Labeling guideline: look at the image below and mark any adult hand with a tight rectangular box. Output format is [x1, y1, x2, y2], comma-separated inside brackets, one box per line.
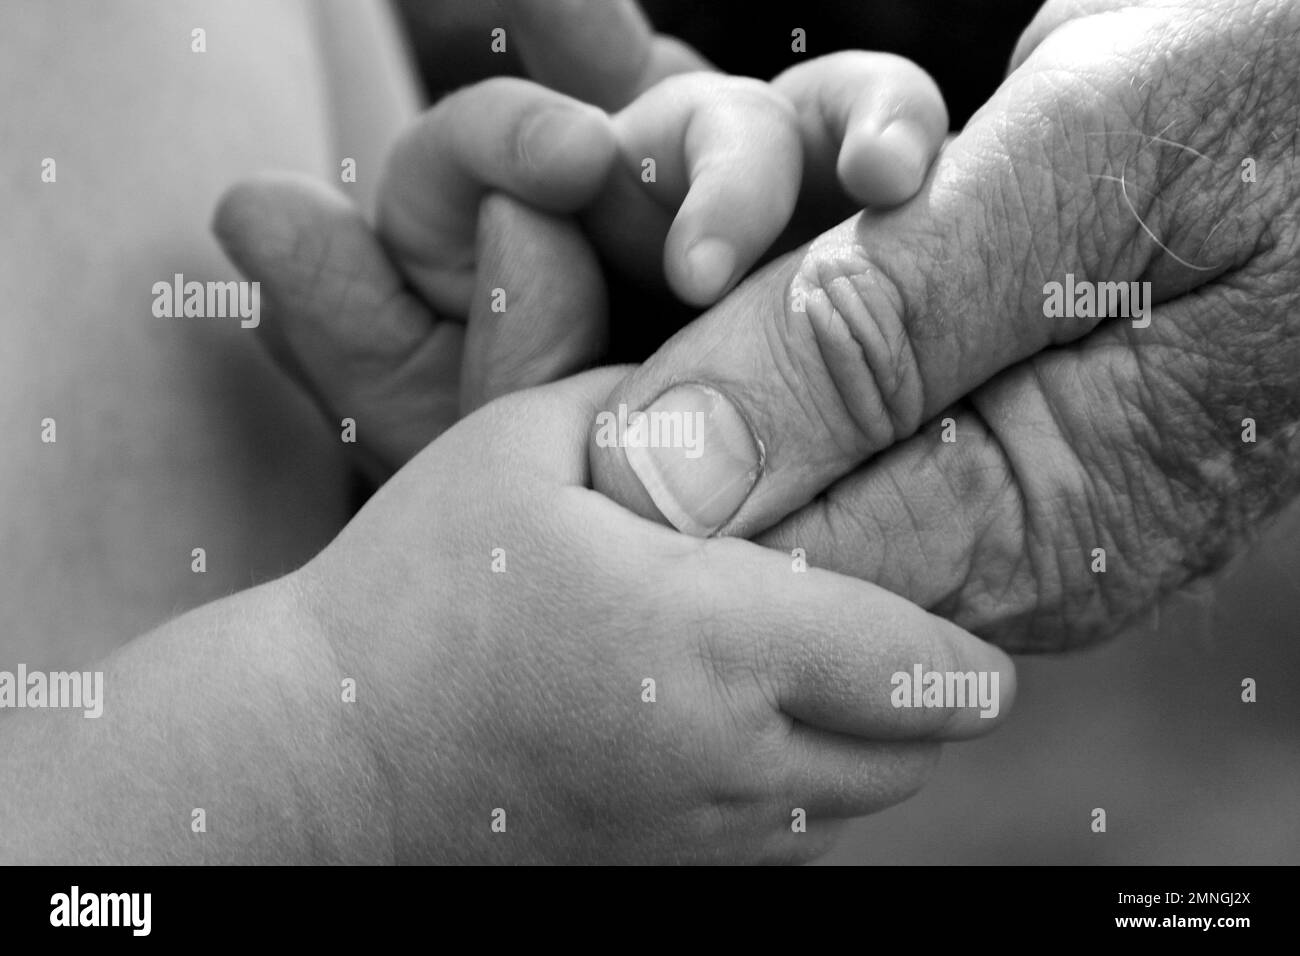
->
[588, 0, 1300, 650]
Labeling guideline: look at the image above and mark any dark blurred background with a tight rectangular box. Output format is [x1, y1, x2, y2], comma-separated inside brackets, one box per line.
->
[396, 0, 1047, 361]
[638, 0, 1042, 127]
[398, 0, 1044, 127]
[391, 0, 1300, 864]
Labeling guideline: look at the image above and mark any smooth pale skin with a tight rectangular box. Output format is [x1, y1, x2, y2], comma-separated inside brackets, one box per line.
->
[0, 0, 369, 671]
[1, 364, 1017, 864]
[0, 0, 404, 858]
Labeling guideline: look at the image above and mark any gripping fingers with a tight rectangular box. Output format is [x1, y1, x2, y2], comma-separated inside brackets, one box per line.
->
[770, 585, 1018, 742]
[672, 536, 1017, 743]
[773, 51, 949, 208]
[214, 173, 462, 474]
[610, 74, 804, 307]
[460, 193, 609, 415]
[782, 729, 942, 819]
[377, 78, 617, 316]
[662, 536, 1014, 843]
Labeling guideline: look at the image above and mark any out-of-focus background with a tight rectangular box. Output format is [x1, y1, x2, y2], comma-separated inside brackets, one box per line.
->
[396, 0, 1299, 865]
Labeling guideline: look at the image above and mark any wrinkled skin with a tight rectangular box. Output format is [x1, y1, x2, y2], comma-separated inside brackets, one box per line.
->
[683, 0, 1300, 650]
[576, 0, 1300, 650]
[220, 0, 1300, 657]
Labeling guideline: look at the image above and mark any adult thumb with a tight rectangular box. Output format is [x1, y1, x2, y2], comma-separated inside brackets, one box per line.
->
[588, 6, 1241, 538]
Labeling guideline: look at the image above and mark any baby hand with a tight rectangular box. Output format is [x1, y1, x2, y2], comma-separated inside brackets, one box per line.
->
[378, 53, 948, 314]
[584, 51, 949, 306]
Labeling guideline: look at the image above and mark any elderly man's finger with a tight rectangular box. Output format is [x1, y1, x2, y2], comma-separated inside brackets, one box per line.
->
[588, 5, 1264, 539]
[1008, 0, 1134, 73]
[214, 172, 460, 475]
[501, 0, 712, 111]
[460, 193, 609, 414]
[760, 274, 1300, 652]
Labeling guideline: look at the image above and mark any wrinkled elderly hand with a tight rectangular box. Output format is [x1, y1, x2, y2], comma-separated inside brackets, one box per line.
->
[217, 0, 1300, 655]
[590, 0, 1300, 651]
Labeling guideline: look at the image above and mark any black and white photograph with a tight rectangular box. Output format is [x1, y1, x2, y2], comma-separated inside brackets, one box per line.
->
[1, 0, 1296, 902]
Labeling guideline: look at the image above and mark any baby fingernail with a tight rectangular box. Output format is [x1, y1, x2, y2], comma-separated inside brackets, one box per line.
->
[684, 238, 737, 301]
[622, 384, 763, 537]
[877, 118, 931, 184]
[528, 106, 605, 166]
